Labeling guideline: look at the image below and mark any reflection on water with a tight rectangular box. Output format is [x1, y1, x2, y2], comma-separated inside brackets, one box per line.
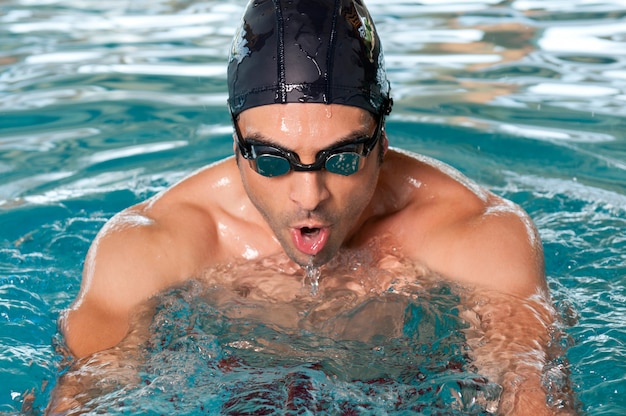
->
[1, 0, 626, 414]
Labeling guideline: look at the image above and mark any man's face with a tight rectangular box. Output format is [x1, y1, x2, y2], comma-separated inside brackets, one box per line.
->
[235, 103, 385, 267]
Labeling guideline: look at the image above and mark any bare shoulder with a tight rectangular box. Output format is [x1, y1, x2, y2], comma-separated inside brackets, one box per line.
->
[84, 158, 240, 299]
[381, 149, 546, 296]
[62, 158, 239, 357]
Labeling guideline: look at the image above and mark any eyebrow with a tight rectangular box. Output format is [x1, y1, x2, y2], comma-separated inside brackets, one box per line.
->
[243, 127, 375, 154]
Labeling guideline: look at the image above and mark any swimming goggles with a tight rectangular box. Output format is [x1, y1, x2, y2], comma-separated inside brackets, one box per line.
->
[231, 111, 384, 177]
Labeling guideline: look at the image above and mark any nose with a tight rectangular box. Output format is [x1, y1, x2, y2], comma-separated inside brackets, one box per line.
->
[289, 171, 330, 211]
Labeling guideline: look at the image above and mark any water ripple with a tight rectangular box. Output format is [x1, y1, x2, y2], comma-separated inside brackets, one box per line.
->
[1, 0, 626, 414]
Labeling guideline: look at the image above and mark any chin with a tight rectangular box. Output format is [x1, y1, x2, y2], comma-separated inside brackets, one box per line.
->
[284, 247, 333, 269]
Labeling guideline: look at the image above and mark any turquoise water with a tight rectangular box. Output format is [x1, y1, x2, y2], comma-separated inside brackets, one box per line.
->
[1, 0, 626, 414]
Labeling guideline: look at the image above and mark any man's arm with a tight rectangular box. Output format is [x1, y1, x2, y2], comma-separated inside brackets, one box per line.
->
[432, 196, 547, 296]
[446, 200, 575, 414]
[387, 150, 546, 296]
[48, 207, 195, 414]
[461, 289, 576, 415]
[47, 295, 156, 415]
[387, 151, 571, 413]
[61, 210, 174, 357]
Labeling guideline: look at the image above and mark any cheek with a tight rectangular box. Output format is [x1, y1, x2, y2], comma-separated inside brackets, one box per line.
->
[333, 170, 379, 210]
[238, 162, 262, 203]
[239, 167, 286, 212]
[349, 183, 376, 210]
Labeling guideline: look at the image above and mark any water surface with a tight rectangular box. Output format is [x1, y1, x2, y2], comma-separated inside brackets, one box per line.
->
[1, 0, 626, 414]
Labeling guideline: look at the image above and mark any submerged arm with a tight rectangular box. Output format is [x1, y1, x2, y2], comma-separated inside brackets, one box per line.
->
[448, 201, 575, 414]
[46, 298, 156, 415]
[396, 168, 574, 414]
[461, 289, 576, 415]
[48, 208, 195, 413]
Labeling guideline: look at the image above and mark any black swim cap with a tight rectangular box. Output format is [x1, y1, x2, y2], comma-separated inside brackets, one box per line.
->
[228, 0, 392, 117]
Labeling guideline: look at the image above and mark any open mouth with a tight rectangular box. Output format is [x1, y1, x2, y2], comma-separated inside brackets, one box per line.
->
[291, 226, 330, 255]
[301, 227, 320, 236]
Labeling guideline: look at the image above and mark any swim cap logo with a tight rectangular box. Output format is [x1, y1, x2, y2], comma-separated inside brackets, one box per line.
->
[344, 2, 376, 63]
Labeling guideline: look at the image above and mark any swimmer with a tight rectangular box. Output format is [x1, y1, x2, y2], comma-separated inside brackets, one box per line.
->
[49, 0, 574, 414]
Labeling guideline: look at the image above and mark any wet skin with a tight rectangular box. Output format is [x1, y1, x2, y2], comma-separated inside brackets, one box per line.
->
[48, 103, 567, 415]
[61, 103, 546, 359]
[234, 104, 383, 267]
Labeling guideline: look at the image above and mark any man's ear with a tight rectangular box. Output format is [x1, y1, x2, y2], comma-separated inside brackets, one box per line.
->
[232, 131, 243, 165]
[377, 132, 389, 165]
[381, 132, 389, 154]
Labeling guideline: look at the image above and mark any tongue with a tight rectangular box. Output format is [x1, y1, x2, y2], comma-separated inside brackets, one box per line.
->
[291, 227, 330, 255]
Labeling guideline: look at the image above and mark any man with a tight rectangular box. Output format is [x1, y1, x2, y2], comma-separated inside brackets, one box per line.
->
[55, 0, 567, 414]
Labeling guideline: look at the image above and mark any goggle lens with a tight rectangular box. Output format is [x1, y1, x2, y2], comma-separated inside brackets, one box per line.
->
[254, 152, 362, 177]
[255, 154, 292, 177]
[325, 152, 362, 176]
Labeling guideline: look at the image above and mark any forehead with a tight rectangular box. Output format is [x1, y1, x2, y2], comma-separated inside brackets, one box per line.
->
[236, 103, 374, 149]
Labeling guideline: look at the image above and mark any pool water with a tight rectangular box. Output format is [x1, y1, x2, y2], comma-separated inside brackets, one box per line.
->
[1, 0, 625, 414]
[52, 261, 509, 414]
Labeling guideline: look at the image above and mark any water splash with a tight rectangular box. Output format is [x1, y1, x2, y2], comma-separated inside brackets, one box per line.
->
[303, 259, 321, 296]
